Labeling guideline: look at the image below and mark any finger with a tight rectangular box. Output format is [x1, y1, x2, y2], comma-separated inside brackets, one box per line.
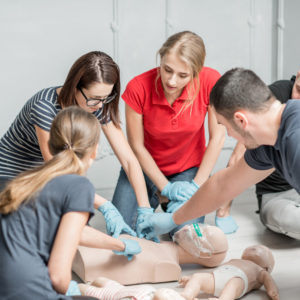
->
[145, 231, 160, 243]
[123, 226, 137, 237]
[112, 226, 122, 238]
[137, 220, 152, 232]
[151, 236, 160, 243]
[106, 225, 113, 236]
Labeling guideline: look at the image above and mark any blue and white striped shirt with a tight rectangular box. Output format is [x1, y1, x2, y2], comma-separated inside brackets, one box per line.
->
[0, 87, 106, 178]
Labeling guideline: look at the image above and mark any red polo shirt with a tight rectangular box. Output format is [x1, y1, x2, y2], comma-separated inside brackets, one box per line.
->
[122, 67, 220, 176]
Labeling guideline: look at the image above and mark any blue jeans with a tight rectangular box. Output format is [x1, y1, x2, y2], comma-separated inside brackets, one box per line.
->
[112, 166, 205, 236]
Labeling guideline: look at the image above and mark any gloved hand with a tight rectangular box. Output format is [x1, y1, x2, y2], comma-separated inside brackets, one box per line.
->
[65, 280, 81, 296]
[215, 215, 238, 234]
[166, 199, 186, 213]
[161, 180, 200, 201]
[136, 207, 160, 243]
[138, 212, 177, 242]
[98, 201, 136, 238]
[113, 238, 141, 261]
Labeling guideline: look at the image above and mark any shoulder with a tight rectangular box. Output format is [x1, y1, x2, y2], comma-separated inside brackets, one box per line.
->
[199, 66, 221, 81]
[269, 80, 293, 103]
[48, 174, 94, 192]
[29, 87, 60, 112]
[198, 67, 221, 91]
[31, 87, 59, 103]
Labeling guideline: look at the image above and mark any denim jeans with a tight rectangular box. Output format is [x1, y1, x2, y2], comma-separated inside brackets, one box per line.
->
[112, 166, 205, 236]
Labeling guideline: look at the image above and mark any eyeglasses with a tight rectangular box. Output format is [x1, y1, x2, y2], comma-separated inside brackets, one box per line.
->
[78, 87, 116, 106]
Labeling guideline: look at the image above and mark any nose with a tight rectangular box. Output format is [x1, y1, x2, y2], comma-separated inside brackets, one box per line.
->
[95, 102, 103, 110]
[167, 74, 177, 86]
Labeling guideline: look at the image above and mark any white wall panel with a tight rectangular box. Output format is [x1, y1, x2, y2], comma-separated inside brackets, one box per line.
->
[283, 0, 300, 79]
[1, 0, 296, 191]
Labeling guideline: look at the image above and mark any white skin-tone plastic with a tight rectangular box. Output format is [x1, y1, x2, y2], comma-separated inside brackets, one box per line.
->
[78, 244, 279, 300]
[79, 277, 186, 300]
[179, 245, 279, 300]
[73, 225, 228, 285]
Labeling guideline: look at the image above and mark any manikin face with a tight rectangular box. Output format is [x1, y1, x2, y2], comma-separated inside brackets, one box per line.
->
[292, 73, 300, 99]
[242, 245, 275, 272]
[76, 82, 114, 113]
[214, 109, 260, 149]
[160, 51, 192, 100]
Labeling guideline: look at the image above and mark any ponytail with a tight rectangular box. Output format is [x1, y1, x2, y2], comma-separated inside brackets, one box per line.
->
[0, 106, 100, 214]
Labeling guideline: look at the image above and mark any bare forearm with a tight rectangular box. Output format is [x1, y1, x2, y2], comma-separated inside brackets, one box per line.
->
[80, 226, 125, 251]
[94, 193, 107, 209]
[133, 147, 168, 191]
[194, 134, 225, 185]
[122, 157, 150, 207]
[174, 168, 233, 224]
[173, 159, 269, 225]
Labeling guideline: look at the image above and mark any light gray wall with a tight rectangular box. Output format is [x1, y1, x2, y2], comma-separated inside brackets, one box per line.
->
[0, 0, 298, 192]
[282, 0, 300, 78]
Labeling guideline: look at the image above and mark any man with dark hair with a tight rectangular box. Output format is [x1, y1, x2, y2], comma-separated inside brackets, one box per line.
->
[138, 68, 300, 239]
[221, 71, 300, 239]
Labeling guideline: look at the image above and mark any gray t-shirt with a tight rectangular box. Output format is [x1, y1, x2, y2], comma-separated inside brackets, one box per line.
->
[0, 174, 95, 299]
[245, 100, 300, 194]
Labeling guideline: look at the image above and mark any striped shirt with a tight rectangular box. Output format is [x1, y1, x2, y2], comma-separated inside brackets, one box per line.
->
[0, 87, 107, 178]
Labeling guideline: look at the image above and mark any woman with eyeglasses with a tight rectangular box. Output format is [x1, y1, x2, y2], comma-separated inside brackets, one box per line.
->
[111, 31, 228, 241]
[0, 51, 148, 238]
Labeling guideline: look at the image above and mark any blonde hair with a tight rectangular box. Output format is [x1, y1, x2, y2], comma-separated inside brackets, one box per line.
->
[0, 106, 100, 214]
[157, 31, 206, 115]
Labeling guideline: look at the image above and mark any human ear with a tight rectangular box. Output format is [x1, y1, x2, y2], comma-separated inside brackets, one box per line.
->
[90, 144, 99, 160]
[233, 111, 248, 129]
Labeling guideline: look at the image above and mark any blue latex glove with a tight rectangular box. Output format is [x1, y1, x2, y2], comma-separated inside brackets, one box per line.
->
[166, 199, 186, 213]
[65, 280, 81, 296]
[113, 238, 141, 261]
[138, 212, 177, 241]
[161, 180, 200, 201]
[98, 201, 136, 238]
[215, 215, 238, 234]
[136, 207, 160, 243]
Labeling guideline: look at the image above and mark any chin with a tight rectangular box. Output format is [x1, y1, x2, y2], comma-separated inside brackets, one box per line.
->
[245, 144, 260, 150]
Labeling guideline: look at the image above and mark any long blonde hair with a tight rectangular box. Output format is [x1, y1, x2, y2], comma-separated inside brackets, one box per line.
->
[0, 106, 100, 214]
[157, 31, 206, 115]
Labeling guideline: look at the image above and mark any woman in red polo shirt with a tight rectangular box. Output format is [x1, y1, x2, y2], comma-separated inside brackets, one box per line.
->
[112, 31, 227, 240]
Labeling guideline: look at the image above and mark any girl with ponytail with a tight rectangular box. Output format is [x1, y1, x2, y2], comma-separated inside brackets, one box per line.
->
[0, 106, 140, 300]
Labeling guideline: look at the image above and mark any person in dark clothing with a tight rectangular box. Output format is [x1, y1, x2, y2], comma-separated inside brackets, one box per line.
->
[0, 107, 140, 300]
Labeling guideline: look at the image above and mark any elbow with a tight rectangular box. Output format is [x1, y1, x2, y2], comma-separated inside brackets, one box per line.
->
[49, 271, 71, 294]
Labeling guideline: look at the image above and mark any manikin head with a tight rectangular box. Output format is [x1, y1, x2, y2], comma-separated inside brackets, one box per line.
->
[173, 223, 228, 258]
[241, 245, 275, 273]
[210, 68, 276, 149]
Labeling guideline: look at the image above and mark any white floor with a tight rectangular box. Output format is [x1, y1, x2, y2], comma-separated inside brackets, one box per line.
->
[78, 186, 300, 299]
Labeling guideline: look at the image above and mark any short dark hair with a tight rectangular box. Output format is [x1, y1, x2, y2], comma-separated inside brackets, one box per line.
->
[210, 68, 273, 119]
